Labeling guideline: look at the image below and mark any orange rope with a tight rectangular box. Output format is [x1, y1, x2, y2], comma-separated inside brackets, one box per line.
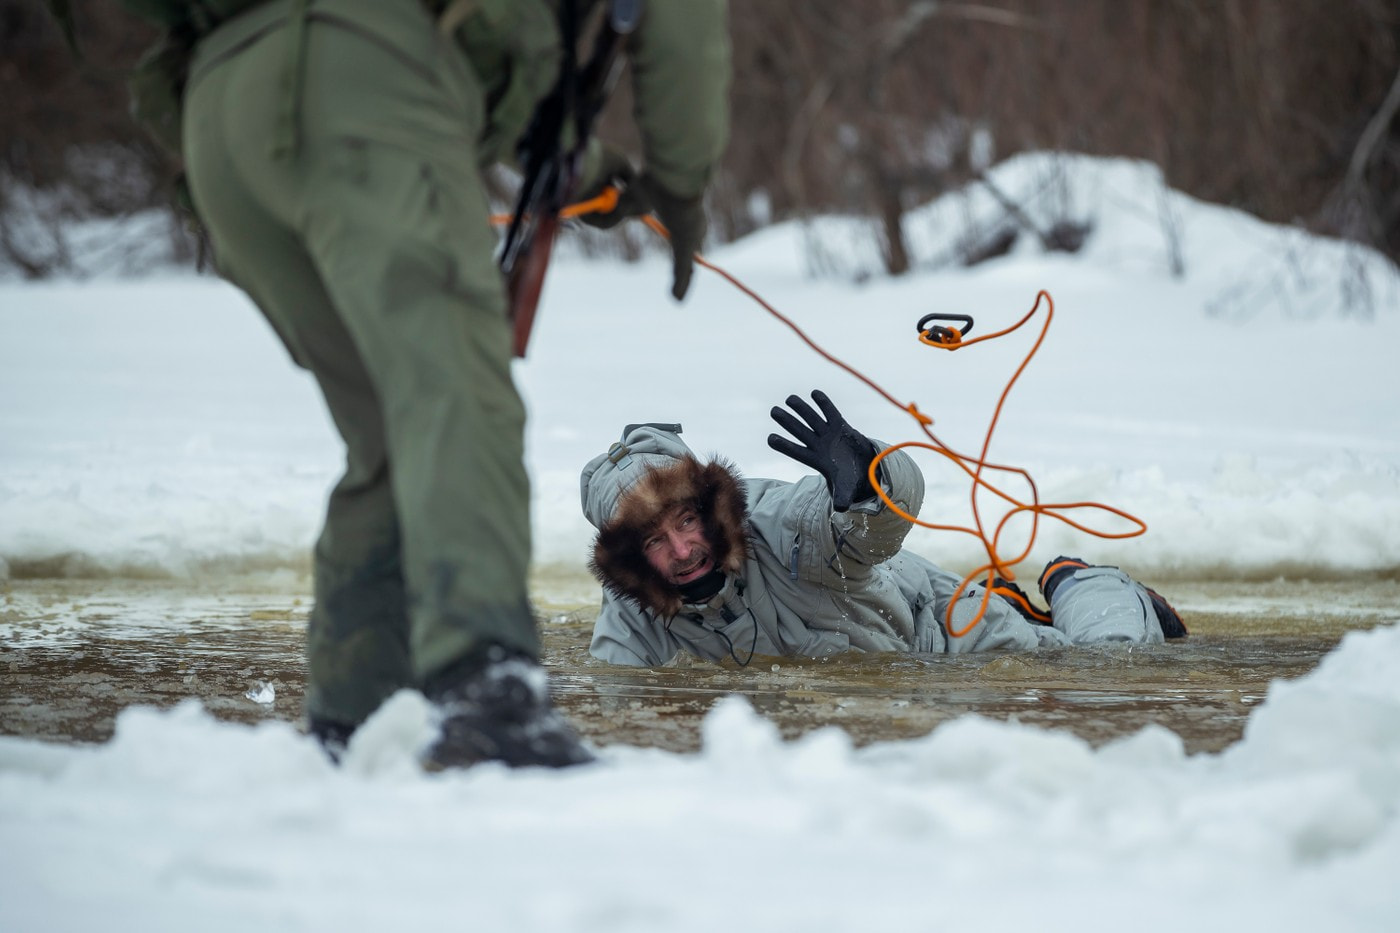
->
[501, 188, 1148, 637]
[871, 292, 1147, 636]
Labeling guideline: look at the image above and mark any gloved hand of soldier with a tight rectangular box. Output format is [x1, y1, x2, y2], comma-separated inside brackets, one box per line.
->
[575, 144, 644, 231]
[573, 142, 704, 300]
[768, 390, 881, 512]
[636, 173, 706, 301]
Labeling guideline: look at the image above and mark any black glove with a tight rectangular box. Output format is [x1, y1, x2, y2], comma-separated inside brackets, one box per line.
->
[768, 390, 879, 512]
[581, 171, 704, 302]
[637, 174, 706, 301]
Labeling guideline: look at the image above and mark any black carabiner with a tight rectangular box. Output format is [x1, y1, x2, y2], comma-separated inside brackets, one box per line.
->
[917, 312, 975, 345]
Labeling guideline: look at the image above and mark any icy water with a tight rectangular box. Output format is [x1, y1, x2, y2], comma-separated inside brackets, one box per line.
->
[3, 575, 1397, 755]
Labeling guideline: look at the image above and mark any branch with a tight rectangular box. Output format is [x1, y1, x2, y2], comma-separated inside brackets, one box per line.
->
[974, 170, 1050, 244]
[1347, 64, 1400, 187]
[875, 2, 1041, 67]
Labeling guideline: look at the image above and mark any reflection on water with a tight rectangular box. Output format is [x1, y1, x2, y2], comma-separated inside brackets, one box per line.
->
[1, 581, 312, 744]
[2, 578, 1397, 754]
[546, 629, 1339, 755]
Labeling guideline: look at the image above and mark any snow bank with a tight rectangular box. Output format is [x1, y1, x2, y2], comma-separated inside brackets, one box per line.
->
[2, 623, 1398, 932]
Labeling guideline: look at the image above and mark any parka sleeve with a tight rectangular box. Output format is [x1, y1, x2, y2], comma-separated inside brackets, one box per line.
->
[627, 0, 730, 198]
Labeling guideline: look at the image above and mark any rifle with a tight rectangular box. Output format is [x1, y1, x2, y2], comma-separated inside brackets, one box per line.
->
[499, 0, 642, 358]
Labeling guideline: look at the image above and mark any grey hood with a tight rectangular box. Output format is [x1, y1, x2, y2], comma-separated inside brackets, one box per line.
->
[580, 424, 749, 618]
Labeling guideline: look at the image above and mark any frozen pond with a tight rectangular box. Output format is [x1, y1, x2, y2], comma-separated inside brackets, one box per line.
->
[5, 574, 1396, 755]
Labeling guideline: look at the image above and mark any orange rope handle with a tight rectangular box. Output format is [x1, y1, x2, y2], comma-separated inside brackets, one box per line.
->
[503, 190, 1147, 639]
[489, 187, 621, 228]
[564, 188, 620, 219]
[920, 330, 963, 348]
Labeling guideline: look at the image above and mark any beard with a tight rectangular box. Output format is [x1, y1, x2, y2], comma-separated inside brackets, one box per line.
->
[662, 549, 713, 586]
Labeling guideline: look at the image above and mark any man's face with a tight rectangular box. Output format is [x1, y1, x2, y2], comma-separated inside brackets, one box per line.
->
[642, 504, 713, 586]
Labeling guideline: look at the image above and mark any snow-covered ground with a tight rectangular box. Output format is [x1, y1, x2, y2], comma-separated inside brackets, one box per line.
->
[4, 155, 1397, 583]
[2, 155, 1399, 930]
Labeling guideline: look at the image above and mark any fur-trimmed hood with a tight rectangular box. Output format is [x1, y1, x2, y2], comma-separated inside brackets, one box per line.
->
[580, 424, 749, 618]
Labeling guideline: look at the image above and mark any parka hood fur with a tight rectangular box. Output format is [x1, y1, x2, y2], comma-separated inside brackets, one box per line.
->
[580, 425, 750, 618]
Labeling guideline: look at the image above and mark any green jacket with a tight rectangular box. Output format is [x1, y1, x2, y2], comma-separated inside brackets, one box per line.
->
[437, 0, 729, 198]
[119, 0, 729, 200]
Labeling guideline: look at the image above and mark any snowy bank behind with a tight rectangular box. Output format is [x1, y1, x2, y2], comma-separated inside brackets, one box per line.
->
[2, 154, 1399, 584]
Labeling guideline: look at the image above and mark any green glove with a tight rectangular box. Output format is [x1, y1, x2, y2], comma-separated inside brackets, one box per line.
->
[637, 174, 706, 301]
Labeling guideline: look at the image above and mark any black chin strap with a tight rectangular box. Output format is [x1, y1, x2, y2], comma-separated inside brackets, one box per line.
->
[676, 569, 727, 604]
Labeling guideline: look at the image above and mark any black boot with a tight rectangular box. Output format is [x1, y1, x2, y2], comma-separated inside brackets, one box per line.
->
[307, 717, 357, 764]
[1144, 586, 1189, 639]
[990, 576, 1052, 625]
[422, 644, 594, 770]
[1037, 555, 1089, 603]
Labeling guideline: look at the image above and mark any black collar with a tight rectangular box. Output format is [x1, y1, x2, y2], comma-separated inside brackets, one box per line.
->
[675, 568, 726, 604]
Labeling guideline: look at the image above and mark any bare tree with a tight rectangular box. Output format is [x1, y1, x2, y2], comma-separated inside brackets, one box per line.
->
[0, 0, 181, 277]
[7, 0, 1400, 282]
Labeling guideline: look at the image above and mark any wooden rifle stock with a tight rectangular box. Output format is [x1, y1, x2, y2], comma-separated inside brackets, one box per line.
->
[500, 0, 640, 358]
[507, 212, 559, 358]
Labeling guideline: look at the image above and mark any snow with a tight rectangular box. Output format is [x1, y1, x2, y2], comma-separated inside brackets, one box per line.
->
[2, 154, 1399, 930]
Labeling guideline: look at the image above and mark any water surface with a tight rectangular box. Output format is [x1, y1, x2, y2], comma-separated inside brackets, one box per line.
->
[3, 577, 1395, 755]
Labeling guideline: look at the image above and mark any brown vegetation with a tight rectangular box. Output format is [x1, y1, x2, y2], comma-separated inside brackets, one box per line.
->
[5, 1, 1398, 278]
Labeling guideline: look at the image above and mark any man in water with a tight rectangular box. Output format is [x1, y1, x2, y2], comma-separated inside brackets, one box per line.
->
[580, 390, 1185, 667]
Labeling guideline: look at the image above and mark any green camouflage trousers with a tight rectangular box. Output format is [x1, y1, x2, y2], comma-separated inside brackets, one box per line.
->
[183, 0, 539, 726]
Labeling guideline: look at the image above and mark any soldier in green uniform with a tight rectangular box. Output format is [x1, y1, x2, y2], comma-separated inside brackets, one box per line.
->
[145, 0, 730, 767]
